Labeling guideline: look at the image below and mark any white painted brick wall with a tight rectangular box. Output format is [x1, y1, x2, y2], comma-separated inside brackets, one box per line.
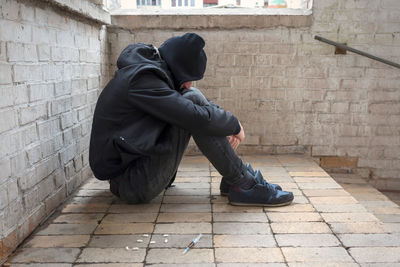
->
[0, 0, 110, 261]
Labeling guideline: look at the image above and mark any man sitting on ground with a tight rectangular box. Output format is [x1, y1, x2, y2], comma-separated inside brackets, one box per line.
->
[89, 33, 293, 206]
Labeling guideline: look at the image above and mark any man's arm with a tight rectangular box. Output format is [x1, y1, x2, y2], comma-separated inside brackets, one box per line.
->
[128, 72, 240, 137]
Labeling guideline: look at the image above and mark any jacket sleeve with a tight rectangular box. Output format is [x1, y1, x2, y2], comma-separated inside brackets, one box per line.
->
[128, 72, 240, 136]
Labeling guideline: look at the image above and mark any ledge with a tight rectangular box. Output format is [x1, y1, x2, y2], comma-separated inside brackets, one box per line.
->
[110, 8, 312, 30]
[44, 0, 111, 24]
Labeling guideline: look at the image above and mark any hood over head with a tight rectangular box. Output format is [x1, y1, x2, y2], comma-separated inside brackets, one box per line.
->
[117, 43, 160, 69]
[158, 33, 207, 90]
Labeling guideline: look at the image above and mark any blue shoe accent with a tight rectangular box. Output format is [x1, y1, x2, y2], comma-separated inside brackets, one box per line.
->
[228, 183, 294, 207]
[220, 163, 282, 196]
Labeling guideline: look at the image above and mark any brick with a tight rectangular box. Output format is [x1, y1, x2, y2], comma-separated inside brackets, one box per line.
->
[0, 20, 31, 43]
[38, 118, 61, 140]
[0, 109, 16, 133]
[147, 248, 213, 264]
[29, 83, 53, 102]
[214, 234, 276, 248]
[77, 248, 146, 263]
[50, 97, 71, 116]
[9, 248, 80, 263]
[13, 64, 42, 83]
[0, 185, 8, 210]
[1, 0, 19, 20]
[18, 104, 47, 125]
[37, 44, 50, 61]
[0, 63, 12, 84]
[6, 42, 24, 61]
[0, 158, 11, 185]
[215, 248, 284, 263]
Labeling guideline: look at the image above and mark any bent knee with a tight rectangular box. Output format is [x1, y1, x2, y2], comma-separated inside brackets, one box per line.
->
[182, 87, 209, 106]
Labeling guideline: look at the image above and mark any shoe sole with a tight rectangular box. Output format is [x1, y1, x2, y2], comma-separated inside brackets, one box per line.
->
[229, 200, 293, 207]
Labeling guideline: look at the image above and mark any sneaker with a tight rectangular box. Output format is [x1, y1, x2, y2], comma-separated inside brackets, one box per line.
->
[228, 183, 294, 207]
[220, 163, 282, 196]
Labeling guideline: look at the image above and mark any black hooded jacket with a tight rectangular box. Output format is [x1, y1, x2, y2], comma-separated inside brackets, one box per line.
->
[89, 33, 240, 180]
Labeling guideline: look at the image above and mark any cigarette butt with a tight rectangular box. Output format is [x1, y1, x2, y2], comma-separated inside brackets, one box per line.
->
[164, 239, 168, 243]
[125, 246, 139, 251]
[150, 241, 156, 244]
[163, 234, 169, 237]
[143, 234, 149, 237]
[136, 239, 143, 243]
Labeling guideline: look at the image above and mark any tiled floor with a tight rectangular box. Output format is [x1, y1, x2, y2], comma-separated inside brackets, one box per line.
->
[5, 155, 400, 266]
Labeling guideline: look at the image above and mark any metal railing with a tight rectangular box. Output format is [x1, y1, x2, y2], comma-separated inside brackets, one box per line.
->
[315, 35, 400, 69]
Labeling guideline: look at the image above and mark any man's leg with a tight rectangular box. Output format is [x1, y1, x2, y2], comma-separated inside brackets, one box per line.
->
[182, 88, 251, 186]
[183, 88, 294, 206]
[113, 125, 191, 203]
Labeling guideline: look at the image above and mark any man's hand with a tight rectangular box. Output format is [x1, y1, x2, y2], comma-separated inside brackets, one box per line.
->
[227, 135, 240, 150]
[235, 121, 245, 143]
[227, 121, 245, 151]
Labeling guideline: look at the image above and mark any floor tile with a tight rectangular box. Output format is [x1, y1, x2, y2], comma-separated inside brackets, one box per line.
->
[282, 247, 354, 262]
[215, 248, 284, 263]
[275, 234, 340, 247]
[94, 223, 154, 235]
[36, 223, 98, 235]
[23, 235, 90, 248]
[77, 248, 146, 263]
[267, 212, 322, 222]
[108, 204, 160, 213]
[329, 222, 388, 234]
[321, 212, 379, 223]
[349, 247, 400, 263]
[213, 213, 268, 222]
[53, 213, 105, 224]
[271, 222, 332, 234]
[149, 234, 212, 248]
[146, 248, 214, 264]
[213, 222, 271, 235]
[157, 212, 211, 222]
[154, 222, 212, 234]
[101, 213, 158, 223]
[160, 204, 211, 213]
[213, 234, 276, 247]
[88, 234, 151, 248]
[338, 234, 400, 247]
[162, 195, 211, 204]
[9, 248, 80, 263]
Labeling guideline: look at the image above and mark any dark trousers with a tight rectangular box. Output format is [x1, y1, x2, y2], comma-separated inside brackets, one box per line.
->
[111, 88, 246, 203]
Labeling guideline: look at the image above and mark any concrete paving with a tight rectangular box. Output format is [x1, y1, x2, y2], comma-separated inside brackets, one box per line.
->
[5, 155, 400, 266]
